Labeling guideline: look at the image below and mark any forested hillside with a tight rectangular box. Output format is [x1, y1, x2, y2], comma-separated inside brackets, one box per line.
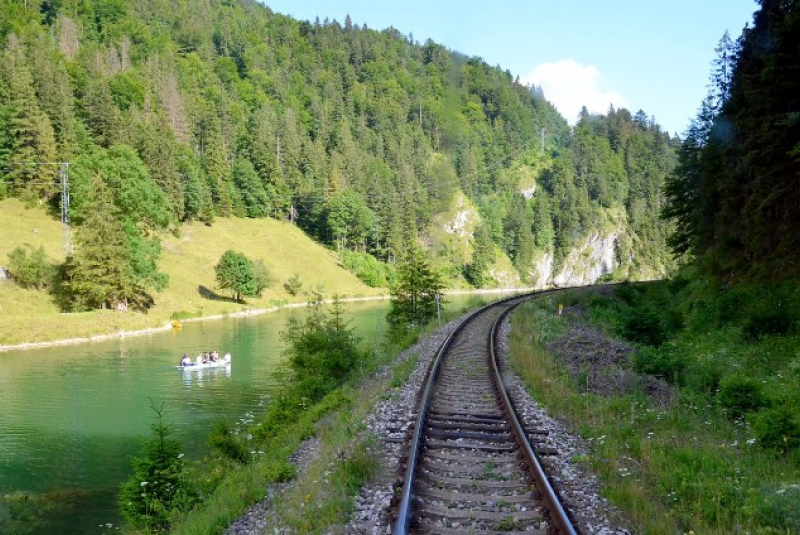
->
[665, 0, 800, 281]
[0, 0, 676, 311]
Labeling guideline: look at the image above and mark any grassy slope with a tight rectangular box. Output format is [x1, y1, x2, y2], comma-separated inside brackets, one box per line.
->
[0, 199, 380, 347]
[510, 287, 800, 534]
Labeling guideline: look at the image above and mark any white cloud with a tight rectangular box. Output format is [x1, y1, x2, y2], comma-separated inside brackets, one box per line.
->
[522, 59, 628, 124]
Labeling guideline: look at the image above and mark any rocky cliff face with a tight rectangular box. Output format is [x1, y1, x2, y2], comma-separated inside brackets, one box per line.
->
[434, 193, 641, 288]
[525, 231, 620, 289]
[552, 231, 619, 287]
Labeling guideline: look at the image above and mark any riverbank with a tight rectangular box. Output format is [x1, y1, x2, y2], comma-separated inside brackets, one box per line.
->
[0, 295, 387, 353]
[0, 198, 535, 351]
[0, 288, 532, 353]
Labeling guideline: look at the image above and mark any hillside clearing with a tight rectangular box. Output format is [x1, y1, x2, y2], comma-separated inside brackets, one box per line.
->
[0, 199, 381, 347]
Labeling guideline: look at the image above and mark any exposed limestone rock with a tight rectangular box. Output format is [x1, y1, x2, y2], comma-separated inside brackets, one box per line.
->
[528, 253, 553, 289]
[520, 184, 537, 199]
[553, 232, 618, 287]
[442, 193, 479, 239]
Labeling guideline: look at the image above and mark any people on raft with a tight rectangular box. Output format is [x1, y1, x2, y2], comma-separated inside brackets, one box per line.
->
[180, 350, 229, 366]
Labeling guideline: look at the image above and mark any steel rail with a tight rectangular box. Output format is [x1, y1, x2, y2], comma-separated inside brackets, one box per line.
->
[489, 300, 578, 535]
[392, 290, 558, 535]
[392, 297, 508, 535]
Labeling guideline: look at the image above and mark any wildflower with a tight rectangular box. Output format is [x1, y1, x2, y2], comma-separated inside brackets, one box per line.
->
[746, 438, 757, 445]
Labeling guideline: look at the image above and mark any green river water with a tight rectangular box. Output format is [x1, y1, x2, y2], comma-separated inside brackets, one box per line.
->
[0, 294, 493, 534]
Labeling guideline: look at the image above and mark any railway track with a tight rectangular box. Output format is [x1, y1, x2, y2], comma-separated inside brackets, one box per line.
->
[393, 294, 577, 535]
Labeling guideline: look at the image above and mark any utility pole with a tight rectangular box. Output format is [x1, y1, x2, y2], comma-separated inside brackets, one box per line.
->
[60, 162, 71, 256]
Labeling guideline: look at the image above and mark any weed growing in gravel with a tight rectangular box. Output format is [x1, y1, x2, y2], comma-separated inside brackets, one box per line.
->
[390, 354, 419, 388]
[492, 515, 519, 531]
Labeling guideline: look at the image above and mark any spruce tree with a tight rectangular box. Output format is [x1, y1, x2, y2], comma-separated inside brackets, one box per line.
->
[1, 35, 57, 199]
[387, 237, 444, 330]
[65, 177, 131, 310]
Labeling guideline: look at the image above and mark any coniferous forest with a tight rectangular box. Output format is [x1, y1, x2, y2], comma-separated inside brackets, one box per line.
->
[0, 0, 677, 309]
[664, 0, 800, 282]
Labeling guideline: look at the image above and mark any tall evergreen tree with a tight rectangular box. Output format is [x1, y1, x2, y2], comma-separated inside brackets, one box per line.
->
[664, 1, 800, 280]
[1, 35, 57, 199]
[387, 237, 444, 329]
[65, 177, 131, 310]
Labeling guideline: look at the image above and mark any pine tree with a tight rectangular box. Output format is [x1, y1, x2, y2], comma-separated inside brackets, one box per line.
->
[65, 177, 131, 310]
[387, 237, 444, 330]
[465, 222, 495, 287]
[1, 35, 57, 199]
[118, 402, 195, 530]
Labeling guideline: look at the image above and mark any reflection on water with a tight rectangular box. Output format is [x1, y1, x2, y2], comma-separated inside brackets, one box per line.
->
[0, 294, 495, 534]
[181, 364, 233, 384]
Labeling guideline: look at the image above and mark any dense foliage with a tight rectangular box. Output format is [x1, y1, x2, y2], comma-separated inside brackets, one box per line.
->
[514, 289, 800, 533]
[664, 0, 800, 281]
[591, 279, 800, 460]
[0, 0, 677, 298]
[279, 293, 366, 401]
[6, 245, 54, 289]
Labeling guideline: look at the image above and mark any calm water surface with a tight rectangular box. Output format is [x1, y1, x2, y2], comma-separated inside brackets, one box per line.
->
[0, 294, 494, 534]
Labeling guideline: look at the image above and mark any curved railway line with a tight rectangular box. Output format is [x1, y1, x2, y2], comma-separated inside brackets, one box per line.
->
[393, 293, 578, 534]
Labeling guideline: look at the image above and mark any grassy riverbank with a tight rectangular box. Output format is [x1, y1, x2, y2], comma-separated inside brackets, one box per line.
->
[509, 284, 800, 534]
[0, 198, 381, 348]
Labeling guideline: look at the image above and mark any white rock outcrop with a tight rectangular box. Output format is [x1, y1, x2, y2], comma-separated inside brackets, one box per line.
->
[442, 195, 478, 238]
[528, 253, 553, 289]
[552, 232, 618, 287]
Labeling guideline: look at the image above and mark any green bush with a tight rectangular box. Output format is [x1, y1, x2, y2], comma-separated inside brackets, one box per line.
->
[340, 250, 394, 288]
[751, 405, 800, 454]
[683, 357, 725, 395]
[280, 294, 365, 402]
[614, 283, 641, 305]
[6, 245, 55, 290]
[620, 306, 667, 346]
[717, 375, 764, 419]
[284, 273, 303, 296]
[743, 308, 793, 341]
[632, 346, 685, 382]
[208, 421, 249, 464]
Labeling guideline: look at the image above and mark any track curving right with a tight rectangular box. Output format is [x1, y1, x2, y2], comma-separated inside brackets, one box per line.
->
[393, 294, 577, 535]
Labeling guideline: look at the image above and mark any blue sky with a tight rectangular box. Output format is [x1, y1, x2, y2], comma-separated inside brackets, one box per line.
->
[262, 1, 757, 136]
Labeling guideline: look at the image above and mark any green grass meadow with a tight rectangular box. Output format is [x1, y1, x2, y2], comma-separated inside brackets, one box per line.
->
[0, 198, 381, 347]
